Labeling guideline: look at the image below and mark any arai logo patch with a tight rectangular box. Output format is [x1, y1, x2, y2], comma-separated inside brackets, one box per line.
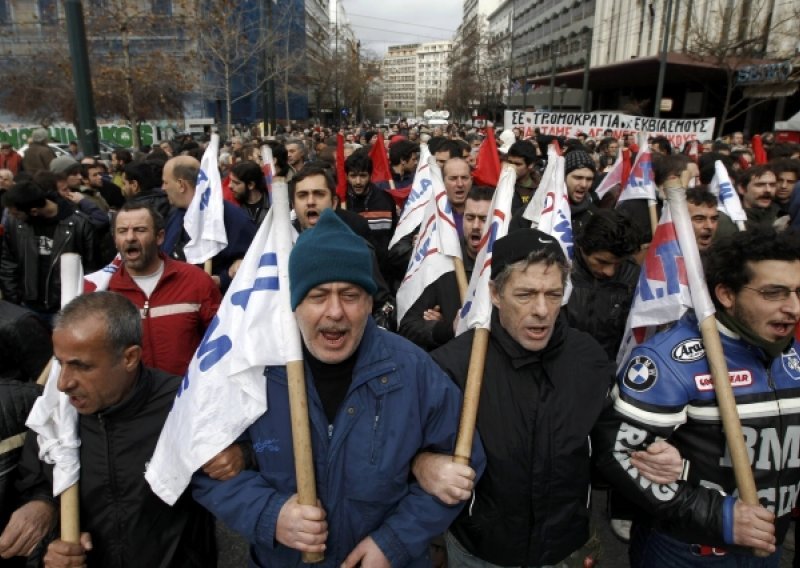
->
[783, 348, 800, 380]
[671, 338, 705, 363]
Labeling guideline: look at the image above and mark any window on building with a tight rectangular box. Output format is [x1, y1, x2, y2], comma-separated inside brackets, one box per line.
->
[0, 0, 10, 25]
[38, 0, 58, 24]
[152, 0, 172, 15]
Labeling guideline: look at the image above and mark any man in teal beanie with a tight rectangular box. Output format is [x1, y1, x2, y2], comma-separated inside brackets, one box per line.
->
[193, 208, 485, 567]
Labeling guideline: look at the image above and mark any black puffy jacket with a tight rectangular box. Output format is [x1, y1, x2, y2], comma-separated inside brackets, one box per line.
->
[564, 252, 640, 361]
[16, 367, 216, 568]
[431, 312, 613, 566]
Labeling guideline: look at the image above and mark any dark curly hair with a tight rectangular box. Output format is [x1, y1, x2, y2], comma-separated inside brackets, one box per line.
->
[704, 227, 800, 310]
[576, 209, 642, 258]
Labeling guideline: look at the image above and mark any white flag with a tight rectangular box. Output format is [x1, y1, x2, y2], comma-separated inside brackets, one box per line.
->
[25, 253, 84, 496]
[616, 135, 657, 205]
[456, 165, 516, 334]
[146, 182, 301, 505]
[83, 254, 122, 293]
[708, 160, 747, 224]
[522, 144, 574, 260]
[396, 163, 462, 322]
[389, 145, 433, 248]
[184, 134, 228, 263]
[616, 192, 716, 371]
[594, 145, 626, 200]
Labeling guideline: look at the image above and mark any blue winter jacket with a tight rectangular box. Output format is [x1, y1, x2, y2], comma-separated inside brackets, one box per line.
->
[192, 318, 485, 567]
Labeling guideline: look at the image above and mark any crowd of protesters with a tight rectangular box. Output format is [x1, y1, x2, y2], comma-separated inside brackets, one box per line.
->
[0, 118, 800, 568]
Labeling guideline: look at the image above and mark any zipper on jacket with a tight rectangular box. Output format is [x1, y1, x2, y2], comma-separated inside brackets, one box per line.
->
[370, 397, 383, 464]
[98, 414, 125, 556]
[142, 300, 150, 317]
[44, 222, 75, 309]
[328, 423, 334, 440]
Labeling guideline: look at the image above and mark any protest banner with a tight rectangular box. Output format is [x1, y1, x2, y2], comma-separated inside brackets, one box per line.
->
[504, 111, 715, 148]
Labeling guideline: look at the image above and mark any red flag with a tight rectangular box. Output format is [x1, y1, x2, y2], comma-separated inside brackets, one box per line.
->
[620, 147, 633, 189]
[336, 133, 347, 203]
[751, 134, 767, 165]
[472, 126, 501, 187]
[369, 131, 392, 184]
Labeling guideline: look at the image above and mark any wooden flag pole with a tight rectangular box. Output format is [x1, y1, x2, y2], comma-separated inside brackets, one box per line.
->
[59, 253, 83, 544]
[452, 328, 489, 465]
[665, 186, 767, 557]
[648, 201, 659, 238]
[272, 177, 323, 563]
[453, 258, 468, 303]
[286, 359, 324, 564]
[204, 259, 213, 275]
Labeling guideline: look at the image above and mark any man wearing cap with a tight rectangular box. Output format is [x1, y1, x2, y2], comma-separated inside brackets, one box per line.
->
[428, 229, 612, 567]
[21, 129, 55, 175]
[193, 210, 484, 567]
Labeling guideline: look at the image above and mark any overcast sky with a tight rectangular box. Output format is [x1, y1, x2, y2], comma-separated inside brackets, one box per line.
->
[340, 0, 462, 56]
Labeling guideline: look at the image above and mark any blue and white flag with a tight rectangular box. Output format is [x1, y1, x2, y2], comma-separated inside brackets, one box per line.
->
[616, 134, 657, 205]
[396, 160, 462, 322]
[390, 144, 434, 248]
[522, 143, 574, 302]
[184, 134, 228, 264]
[455, 165, 516, 335]
[146, 182, 301, 505]
[616, 191, 715, 372]
[708, 159, 747, 225]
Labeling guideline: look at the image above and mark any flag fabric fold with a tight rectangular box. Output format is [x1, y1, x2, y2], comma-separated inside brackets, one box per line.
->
[595, 146, 632, 201]
[146, 182, 299, 505]
[369, 131, 393, 185]
[389, 145, 434, 248]
[708, 160, 747, 224]
[615, 197, 716, 371]
[472, 126, 501, 187]
[261, 145, 275, 203]
[184, 134, 228, 264]
[25, 253, 85, 496]
[616, 135, 657, 205]
[396, 163, 462, 322]
[455, 165, 516, 335]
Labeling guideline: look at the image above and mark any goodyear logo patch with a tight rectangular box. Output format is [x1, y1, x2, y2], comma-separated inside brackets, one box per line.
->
[694, 369, 753, 391]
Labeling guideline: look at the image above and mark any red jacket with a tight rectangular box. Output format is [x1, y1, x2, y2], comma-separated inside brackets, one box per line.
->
[0, 150, 22, 175]
[109, 254, 221, 376]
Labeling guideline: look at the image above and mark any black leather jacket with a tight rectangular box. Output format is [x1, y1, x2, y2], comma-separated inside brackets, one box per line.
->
[0, 206, 97, 311]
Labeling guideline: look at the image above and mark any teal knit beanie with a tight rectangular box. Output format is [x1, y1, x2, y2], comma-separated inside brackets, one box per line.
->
[289, 209, 377, 310]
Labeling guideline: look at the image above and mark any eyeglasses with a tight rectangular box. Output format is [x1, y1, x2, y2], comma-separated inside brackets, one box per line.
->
[742, 285, 800, 302]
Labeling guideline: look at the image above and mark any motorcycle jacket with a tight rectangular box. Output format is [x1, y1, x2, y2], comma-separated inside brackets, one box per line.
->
[594, 311, 800, 552]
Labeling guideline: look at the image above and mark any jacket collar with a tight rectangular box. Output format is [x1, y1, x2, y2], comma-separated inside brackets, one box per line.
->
[491, 308, 567, 374]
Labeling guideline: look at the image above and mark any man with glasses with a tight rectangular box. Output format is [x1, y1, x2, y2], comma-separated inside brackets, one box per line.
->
[596, 226, 800, 566]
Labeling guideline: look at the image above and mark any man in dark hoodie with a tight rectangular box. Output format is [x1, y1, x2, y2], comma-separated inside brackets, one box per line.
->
[122, 161, 171, 220]
[344, 150, 398, 268]
[0, 181, 97, 325]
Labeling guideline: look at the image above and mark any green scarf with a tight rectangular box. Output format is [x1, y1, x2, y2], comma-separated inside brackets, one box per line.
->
[715, 309, 793, 359]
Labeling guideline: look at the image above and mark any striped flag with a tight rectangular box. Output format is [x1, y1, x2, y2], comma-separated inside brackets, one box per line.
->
[456, 165, 516, 334]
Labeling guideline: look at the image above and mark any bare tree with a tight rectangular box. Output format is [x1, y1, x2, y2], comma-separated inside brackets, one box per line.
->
[684, 0, 798, 136]
[0, 0, 193, 147]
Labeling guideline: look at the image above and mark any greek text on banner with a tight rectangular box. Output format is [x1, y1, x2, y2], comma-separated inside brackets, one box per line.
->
[504, 111, 716, 147]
